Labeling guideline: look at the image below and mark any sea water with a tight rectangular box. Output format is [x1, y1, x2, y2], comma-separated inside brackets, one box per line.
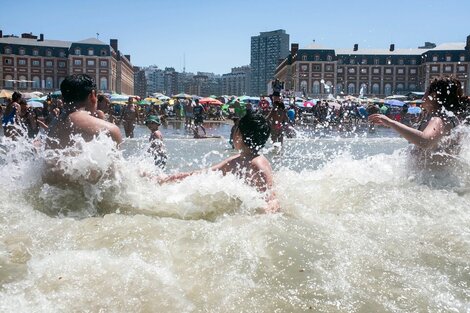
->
[0, 122, 469, 312]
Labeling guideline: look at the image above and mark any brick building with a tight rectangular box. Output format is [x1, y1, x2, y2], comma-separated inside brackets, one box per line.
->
[275, 36, 470, 98]
[0, 31, 134, 94]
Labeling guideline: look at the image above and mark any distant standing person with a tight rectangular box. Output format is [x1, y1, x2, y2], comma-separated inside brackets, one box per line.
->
[19, 99, 47, 138]
[2, 91, 22, 139]
[267, 100, 289, 146]
[193, 99, 205, 126]
[184, 99, 194, 127]
[120, 97, 140, 138]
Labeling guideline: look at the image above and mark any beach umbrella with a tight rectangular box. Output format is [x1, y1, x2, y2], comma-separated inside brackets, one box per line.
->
[158, 95, 170, 100]
[0, 89, 13, 98]
[199, 97, 222, 105]
[137, 100, 151, 106]
[407, 99, 423, 105]
[172, 93, 192, 99]
[303, 101, 315, 108]
[110, 94, 131, 102]
[407, 106, 422, 115]
[384, 99, 405, 107]
[50, 90, 62, 98]
[27, 100, 44, 108]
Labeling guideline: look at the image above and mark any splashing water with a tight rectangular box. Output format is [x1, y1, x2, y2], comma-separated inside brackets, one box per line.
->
[0, 124, 469, 312]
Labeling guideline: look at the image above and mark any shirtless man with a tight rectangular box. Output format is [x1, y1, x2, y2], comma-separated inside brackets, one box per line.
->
[162, 111, 280, 213]
[120, 97, 140, 138]
[46, 74, 122, 150]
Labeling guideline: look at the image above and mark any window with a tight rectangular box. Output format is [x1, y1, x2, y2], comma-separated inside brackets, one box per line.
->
[349, 59, 355, 65]
[386, 58, 392, 65]
[100, 60, 108, 67]
[313, 65, 321, 72]
[312, 81, 320, 94]
[409, 84, 416, 90]
[325, 65, 333, 71]
[32, 49, 39, 56]
[4, 58, 13, 65]
[396, 83, 404, 92]
[100, 49, 107, 56]
[385, 68, 392, 74]
[336, 83, 343, 94]
[431, 65, 439, 72]
[398, 59, 404, 65]
[374, 58, 379, 65]
[87, 59, 95, 66]
[46, 50, 52, 57]
[410, 68, 417, 74]
[458, 65, 466, 72]
[410, 59, 417, 65]
[301, 55, 307, 61]
[373, 68, 380, 74]
[326, 55, 332, 61]
[338, 59, 343, 65]
[19, 48, 25, 55]
[59, 50, 66, 57]
[18, 59, 26, 65]
[445, 56, 452, 62]
[75, 48, 81, 55]
[300, 80, 308, 92]
[32, 76, 40, 88]
[372, 83, 380, 94]
[397, 68, 404, 74]
[347, 83, 355, 94]
[19, 76, 27, 88]
[59, 61, 66, 68]
[460, 55, 465, 62]
[359, 83, 367, 95]
[4, 47, 12, 54]
[4, 75, 13, 88]
[360, 68, 367, 74]
[32, 60, 40, 66]
[314, 55, 320, 61]
[325, 81, 332, 93]
[337, 68, 343, 73]
[45, 77, 53, 89]
[88, 49, 94, 56]
[100, 77, 108, 90]
[45, 61, 53, 67]
[384, 84, 392, 96]
[361, 59, 367, 65]
[444, 65, 452, 72]
[432, 55, 438, 62]
[74, 59, 82, 66]
[348, 67, 355, 74]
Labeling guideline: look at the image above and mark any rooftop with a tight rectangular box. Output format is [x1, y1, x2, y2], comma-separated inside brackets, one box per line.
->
[0, 37, 71, 48]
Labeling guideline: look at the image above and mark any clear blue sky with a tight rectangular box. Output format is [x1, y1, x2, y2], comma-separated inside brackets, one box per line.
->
[2, 0, 470, 74]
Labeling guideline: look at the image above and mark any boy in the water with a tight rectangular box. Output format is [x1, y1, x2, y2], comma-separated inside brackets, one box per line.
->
[145, 115, 167, 169]
[161, 111, 280, 213]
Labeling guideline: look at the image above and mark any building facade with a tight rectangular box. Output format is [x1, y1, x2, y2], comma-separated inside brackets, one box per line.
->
[221, 65, 251, 96]
[250, 29, 289, 96]
[0, 31, 134, 94]
[275, 37, 470, 98]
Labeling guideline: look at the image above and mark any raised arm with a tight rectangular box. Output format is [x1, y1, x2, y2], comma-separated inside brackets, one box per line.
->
[369, 114, 445, 149]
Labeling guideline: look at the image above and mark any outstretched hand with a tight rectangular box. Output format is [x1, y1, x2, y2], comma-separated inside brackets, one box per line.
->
[368, 114, 392, 127]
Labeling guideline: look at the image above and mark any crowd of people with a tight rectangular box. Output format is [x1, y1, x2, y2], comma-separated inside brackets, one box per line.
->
[1, 74, 469, 213]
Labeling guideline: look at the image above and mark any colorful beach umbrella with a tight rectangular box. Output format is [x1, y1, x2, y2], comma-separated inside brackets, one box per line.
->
[0, 89, 13, 98]
[199, 97, 222, 105]
[172, 93, 192, 99]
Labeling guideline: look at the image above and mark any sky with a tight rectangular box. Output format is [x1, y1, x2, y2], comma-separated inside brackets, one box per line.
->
[2, 0, 470, 74]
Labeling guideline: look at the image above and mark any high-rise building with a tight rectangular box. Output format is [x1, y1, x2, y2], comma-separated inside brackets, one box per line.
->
[250, 29, 289, 96]
[144, 65, 165, 95]
[0, 30, 133, 94]
[133, 66, 146, 98]
[221, 65, 251, 96]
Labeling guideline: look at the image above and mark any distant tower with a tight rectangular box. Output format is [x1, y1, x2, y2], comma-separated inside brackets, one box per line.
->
[250, 29, 289, 96]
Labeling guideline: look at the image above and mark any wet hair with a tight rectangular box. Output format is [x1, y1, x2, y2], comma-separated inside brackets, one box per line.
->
[427, 77, 467, 114]
[60, 74, 96, 106]
[12, 91, 22, 102]
[237, 111, 270, 153]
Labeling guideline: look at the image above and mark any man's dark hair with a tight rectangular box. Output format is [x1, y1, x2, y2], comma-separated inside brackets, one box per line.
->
[97, 94, 107, 103]
[60, 74, 96, 105]
[428, 76, 466, 113]
[12, 91, 22, 102]
[238, 111, 270, 153]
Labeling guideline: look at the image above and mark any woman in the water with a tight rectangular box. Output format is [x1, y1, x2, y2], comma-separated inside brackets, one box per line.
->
[369, 76, 467, 170]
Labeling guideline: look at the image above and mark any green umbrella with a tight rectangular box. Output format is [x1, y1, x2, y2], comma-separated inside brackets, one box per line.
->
[137, 100, 151, 105]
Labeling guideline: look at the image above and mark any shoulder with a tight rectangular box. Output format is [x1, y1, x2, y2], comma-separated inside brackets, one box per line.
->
[250, 155, 272, 173]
